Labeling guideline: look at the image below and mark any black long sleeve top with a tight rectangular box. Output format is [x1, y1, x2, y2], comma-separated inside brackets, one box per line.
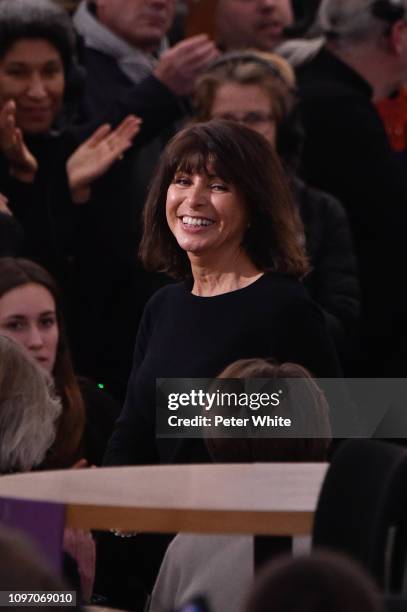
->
[104, 273, 341, 467]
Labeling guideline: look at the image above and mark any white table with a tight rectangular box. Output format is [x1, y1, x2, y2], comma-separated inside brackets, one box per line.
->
[0, 463, 327, 535]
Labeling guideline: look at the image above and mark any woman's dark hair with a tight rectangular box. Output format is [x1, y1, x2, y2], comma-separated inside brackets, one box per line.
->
[0, 257, 85, 468]
[246, 551, 384, 612]
[205, 358, 331, 463]
[140, 120, 308, 279]
[0, 0, 76, 75]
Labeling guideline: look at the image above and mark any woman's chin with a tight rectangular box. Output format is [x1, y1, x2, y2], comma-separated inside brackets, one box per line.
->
[177, 236, 209, 255]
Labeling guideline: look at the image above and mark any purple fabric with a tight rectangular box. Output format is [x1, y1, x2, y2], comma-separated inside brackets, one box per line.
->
[0, 497, 65, 573]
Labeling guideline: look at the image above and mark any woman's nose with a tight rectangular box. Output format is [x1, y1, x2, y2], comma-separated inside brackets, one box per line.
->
[26, 73, 47, 99]
[26, 324, 44, 348]
[187, 184, 207, 207]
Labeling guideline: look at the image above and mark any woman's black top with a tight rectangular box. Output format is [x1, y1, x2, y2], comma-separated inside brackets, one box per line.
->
[104, 273, 341, 467]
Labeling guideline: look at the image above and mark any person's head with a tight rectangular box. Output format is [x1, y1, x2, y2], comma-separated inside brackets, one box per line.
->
[318, 0, 407, 91]
[215, 0, 294, 52]
[0, 0, 76, 133]
[140, 120, 308, 279]
[193, 51, 302, 168]
[0, 525, 66, 593]
[0, 258, 63, 375]
[0, 258, 85, 468]
[245, 550, 384, 612]
[205, 358, 331, 463]
[92, 0, 176, 53]
[0, 335, 61, 473]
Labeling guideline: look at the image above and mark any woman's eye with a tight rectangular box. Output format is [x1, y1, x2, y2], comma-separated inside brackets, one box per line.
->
[3, 320, 25, 331]
[174, 177, 191, 186]
[43, 66, 62, 78]
[6, 69, 26, 78]
[211, 183, 228, 192]
[40, 317, 56, 329]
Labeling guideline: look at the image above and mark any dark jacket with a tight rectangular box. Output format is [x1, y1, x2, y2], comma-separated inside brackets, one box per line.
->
[297, 48, 407, 374]
[0, 212, 23, 256]
[0, 132, 165, 401]
[0, 133, 78, 282]
[296, 178, 360, 360]
[75, 47, 186, 143]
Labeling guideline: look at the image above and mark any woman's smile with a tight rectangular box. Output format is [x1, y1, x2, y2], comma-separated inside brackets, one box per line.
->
[179, 215, 215, 231]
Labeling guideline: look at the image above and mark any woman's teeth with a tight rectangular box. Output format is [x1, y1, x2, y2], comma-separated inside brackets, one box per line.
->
[182, 216, 214, 227]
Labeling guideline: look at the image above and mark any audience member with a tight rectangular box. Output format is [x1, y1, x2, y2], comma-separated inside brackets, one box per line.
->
[0, 258, 119, 468]
[245, 551, 384, 612]
[0, 333, 95, 602]
[0, 334, 61, 473]
[214, 0, 294, 51]
[0, 524, 75, 610]
[295, 0, 407, 375]
[193, 50, 360, 365]
[74, 0, 218, 116]
[149, 358, 331, 612]
[0, 0, 144, 398]
[0, 0, 140, 268]
[376, 83, 407, 154]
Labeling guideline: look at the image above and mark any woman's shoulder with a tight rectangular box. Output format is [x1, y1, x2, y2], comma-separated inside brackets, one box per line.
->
[257, 272, 312, 301]
[256, 273, 325, 323]
[145, 280, 189, 311]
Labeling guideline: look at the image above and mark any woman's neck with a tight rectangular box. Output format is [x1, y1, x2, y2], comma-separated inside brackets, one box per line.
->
[189, 249, 263, 297]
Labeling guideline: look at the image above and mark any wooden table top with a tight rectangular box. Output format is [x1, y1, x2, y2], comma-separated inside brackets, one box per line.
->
[0, 463, 327, 534]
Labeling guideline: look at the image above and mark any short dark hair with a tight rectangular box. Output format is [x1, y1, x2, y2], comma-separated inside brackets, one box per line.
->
[205, 359, 331, 463]
[246, 551, 384, 612]
[0, 0, 76, 75]
[140, 120, 308, 279]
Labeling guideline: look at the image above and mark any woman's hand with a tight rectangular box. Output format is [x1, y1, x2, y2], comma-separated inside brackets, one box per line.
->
[67, 115, 142, 204]
[63, 528, 96, 602]
[0, 100, 38, 183]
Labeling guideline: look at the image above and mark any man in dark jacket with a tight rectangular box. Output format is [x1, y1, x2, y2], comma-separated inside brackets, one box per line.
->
[297, 0, 407, 375]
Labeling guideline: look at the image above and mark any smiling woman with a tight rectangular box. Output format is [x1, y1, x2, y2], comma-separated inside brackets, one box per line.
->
[104, 120, 341, 468]
[0, 39, 65, 134]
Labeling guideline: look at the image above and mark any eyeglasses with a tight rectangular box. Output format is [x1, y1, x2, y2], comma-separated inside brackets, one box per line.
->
[214, 111, 275, 127]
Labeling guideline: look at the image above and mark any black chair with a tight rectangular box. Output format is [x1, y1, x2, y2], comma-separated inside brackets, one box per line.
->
[385, 595, 407, 611]
[312, 439, 407, 591]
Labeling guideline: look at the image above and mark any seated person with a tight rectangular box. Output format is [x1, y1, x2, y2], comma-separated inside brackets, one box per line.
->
[0, 334, 94, 601]
[0, 258, 120, 468]
[0, 525, 75, 609]
[0, 334, 61, 473]
[245, 550, 384, 612]
[150, 358, 331, 612]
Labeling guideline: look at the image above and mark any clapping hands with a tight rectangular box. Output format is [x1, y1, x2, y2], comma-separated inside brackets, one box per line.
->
[0, 100, 38, 183]
[67, 115, 142, 204]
